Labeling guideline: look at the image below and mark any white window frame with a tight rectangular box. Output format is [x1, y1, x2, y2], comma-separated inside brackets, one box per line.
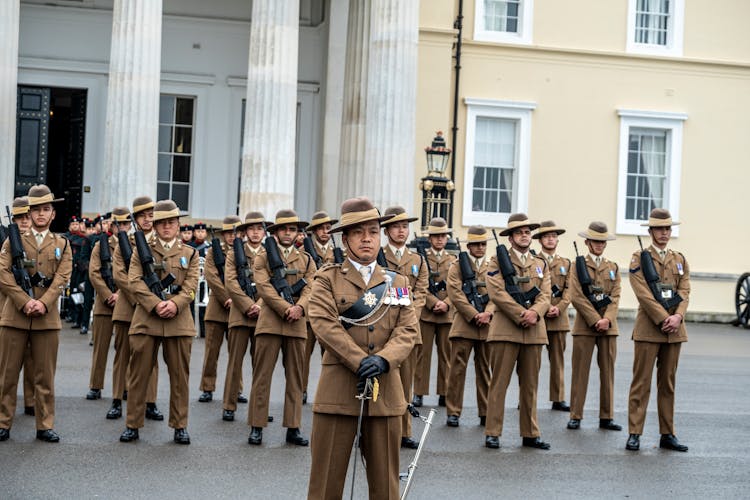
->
[474, 0, 534, 45]
[616, 109, 687, 237]
[462, 98, 535, 228]
[157, 93, 198, 214]
[626, 0, 684, 57]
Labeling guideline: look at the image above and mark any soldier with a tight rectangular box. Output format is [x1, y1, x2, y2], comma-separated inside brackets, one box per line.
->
[533, 221, 572, 412]
[61, 215, 82, 322]
[180, 224, 194, 245]
[190, 221, 209, 338]
[566, 222, 622, 431]
[445, 225, 493, 428]
[197, 216, 241, 404]
[307, 197, 418, 499]
[119, 200, 199, 445]
[626, 209, 690, 452]
[247, 210, 315, 446]
[484, 213, 551, 450]
[79, 218, 97, 336]
[0, 185, 72, 442]
[380, 205, 429, 448]
[67, 215, 89, 329]
[414, 217, 456, 408]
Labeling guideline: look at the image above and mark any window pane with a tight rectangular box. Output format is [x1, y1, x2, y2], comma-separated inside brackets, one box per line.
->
[172, 184, 189, 211]
[499, 191, 512, 213]
[472, 116, 517, 214]
[159, 96, 175, 124]
[158, 154, 171, 182]
[173, 156, 191, 183]
[474, 167, 485, 188]
[173, 126, 192, 154]
[175, 98, 194, 126]
[472, 189, 484, 212]
[157, 182, 170, 201]
[159, 125, 172, 153]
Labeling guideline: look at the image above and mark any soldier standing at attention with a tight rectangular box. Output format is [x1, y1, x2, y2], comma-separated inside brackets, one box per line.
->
[0, 185, 72, 442]
[626, 208, 690, 452]
[119, 200, 199, 445]
[484, 213, 551, 450]
[413, 217, 456, 408]
[180, 224, 193, 246]
[307, 197, 418, 499]
[566, 222, 622, 431]
[533, 221, 572, 412]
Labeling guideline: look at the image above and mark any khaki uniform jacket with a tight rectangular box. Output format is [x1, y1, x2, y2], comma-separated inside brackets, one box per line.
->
[446, 258, 495, 340]
[569, 255, 621, 335]
[420, 249, 456, 324]
[629, 247, 690, 343]
[127, 239, 199, 337]
[485, 252, 551, 344]
[383, 245, 428, 345]
[309, 262, 418, 416]
[112, 233, 153, 323]
[0, 232, 72, 330]
[541, 254, 572, 332]
[225, 243, 264, 329]
[314, 241, 335, 265]
[89, 235, 117, 317]
[253, 245, 315, 338]
[204, 244, 230, 323]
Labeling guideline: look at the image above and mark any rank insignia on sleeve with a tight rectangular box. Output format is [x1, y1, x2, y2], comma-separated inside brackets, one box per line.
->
[363, 291, 378, 308]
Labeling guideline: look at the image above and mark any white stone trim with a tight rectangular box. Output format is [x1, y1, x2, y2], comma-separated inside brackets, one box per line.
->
[626, 0, 685, 58]
[474, 0, 534, 46]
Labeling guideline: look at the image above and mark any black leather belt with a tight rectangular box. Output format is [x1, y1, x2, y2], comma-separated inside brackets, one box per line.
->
[339, 270, 396, 330]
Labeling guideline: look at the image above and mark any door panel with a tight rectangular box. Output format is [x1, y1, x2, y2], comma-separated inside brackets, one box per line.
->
[15, 86, 50, 197]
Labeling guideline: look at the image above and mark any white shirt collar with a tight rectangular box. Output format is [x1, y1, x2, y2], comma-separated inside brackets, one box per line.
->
[512, 247, 530, 261]
[31, 228, 49, 240]
[348, 258, 376, 274]
[159, 237, 177, 249]
[388, 243, 406, 255]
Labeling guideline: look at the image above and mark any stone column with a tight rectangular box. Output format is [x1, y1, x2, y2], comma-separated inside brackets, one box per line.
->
[101, 0, 163, 209]
[0, 0, 20, 204]
[239, 0, 299, 217]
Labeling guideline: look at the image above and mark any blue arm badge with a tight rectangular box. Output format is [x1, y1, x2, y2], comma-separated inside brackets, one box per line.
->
[55, 247, 62, 260]
[411, 264, 419, 277]
[180, 256, 188, 268]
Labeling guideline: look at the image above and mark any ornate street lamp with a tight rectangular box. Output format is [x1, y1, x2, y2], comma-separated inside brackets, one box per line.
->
[419, 132, 455, 231]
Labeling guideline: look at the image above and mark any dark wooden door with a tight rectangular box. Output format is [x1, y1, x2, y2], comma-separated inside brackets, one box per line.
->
[15, 86, 50, 197]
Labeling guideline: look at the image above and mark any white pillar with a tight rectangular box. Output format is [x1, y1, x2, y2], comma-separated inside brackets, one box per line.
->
[0, 0, 20, 204]
[101, 0, 162, 209]
[239, 0, 299, 217]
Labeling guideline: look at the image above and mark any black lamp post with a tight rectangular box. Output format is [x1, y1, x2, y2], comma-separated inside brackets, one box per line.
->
[419, 132, 455, 231]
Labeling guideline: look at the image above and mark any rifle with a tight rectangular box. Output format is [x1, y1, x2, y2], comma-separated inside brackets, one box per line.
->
[637, 236, 682, 312]
[303, 235, 323, 269]
[456, 238, 489, 313]
[416, 245, 446, 297]
[491, 229, 539, 308]
[332, 235, 345, 264]
[262, 224, 307, 305]
[98, 232, 116, 292]
[232, 237, 256, 299]
[112, 219, 133, 272]
[573, 241, 611, 311]
[211, 237, 226, 284]
[134, 231, 175, 300]
[5, 206, 34, 298]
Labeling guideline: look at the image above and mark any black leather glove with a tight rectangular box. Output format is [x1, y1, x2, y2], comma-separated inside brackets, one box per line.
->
[356, 378, 367, 395]
[356, 355, 389, 380]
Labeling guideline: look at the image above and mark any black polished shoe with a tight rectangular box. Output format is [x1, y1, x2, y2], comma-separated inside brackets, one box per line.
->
[660, 434, 688, 452]
[551, 401, 570, 411]
[174, 428, 191, 445]
[401, 437, 419, 449]
[412, 395, 423, 407]
[106, 400, 122, 420]
[120, 427, 139, 442]
[73, 322, 82, 329]
[145, 404, 164, 421]
[599, 419, 622, 431]
[485, 435, 500, 449]
[0, 428, 9, 441]
[24, 406, 35, 416]
[268, 415, 274, 422]
[80, 326, 88, 335]
[626, 433, 640, 451]
[479, 416, 486, 426]
[446, 415, 459, 427]
[522, 437, 551, 450]
[248, 427, 263, 445]
[438, 395, 446, 407]
[222, 409, 235, 422]
[198, 391, 213, 403]
[286, 428, 309, 446]
[567, 419, 581, 430]
[302, 391, 307, 405]
[122, 390, 128, 401]
[237, 393, 248, 404]
[86, 388, 101, 400]
[36, 429, 60, 443]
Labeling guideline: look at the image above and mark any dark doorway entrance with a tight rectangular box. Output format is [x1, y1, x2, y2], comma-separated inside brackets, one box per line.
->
[15, 86, 87, 233]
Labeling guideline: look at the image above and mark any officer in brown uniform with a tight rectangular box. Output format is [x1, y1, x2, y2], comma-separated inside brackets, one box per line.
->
[119, 200, 199, 445]
[626, 208, 690, 452]
[0, 185, 72, 442]
[381, 205, 429, 448]
[109, 197, 161, 420]
[445, 225, 493, 428]
[533, 221, 572, 412]
[484, 213, 551, 450]
[197, 216, 242, 404]
[222, 212, 269, 422]
[414, 217, 456, 408]
[248, 210, 315, 446]
[307, 197, 418, 499]
[567, 222, 622, 431]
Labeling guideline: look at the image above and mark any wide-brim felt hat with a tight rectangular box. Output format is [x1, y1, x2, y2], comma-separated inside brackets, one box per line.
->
[266, 210, 309, 232]
[220, 216, 242, 232]
[499, 213, 540, 236]
[329, 197, 394, 234]
[132, 196, 155, 215]
[236, 211, 273, 231]
[381, 206, 418, 226]
[27, 185, 64, 206]
[111, 206, 132, 223]
[425, 217, 451, 235]
[578, 221, 616, 241]
[532, 220, 566, 239]
[465, 225, 491, 243]
[307, 211, 339, 231]
[641, 208, 681, 227]
[152, 200, 185, 222]
[11, 197, 30, 216]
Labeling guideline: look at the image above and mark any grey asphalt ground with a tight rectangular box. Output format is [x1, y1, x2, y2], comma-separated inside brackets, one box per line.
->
[1, 319, 749, 499]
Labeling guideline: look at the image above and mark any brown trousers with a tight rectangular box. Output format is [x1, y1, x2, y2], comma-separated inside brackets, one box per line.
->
[414, 320, 451, 396]
[485, 341, 542, 438]
[0, 327, 58, 430]
[248, 334, 304, 428]
[446, 338, 490, 418]
[113, 321, 158, 402]
[223, 325, 253, 412]
[399, 346, 418, 437]
[199, 320, 228, 392]
[89, 314, 113, 390]
[308, 412, 401, 500]
[570, 335, 616, 420]
[628, 341, 682, 435]
[303, 322, 323, 393]
[126, 334, 192, 430]
[546, 330, 567, 402]
[22, 342, 34, 408]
